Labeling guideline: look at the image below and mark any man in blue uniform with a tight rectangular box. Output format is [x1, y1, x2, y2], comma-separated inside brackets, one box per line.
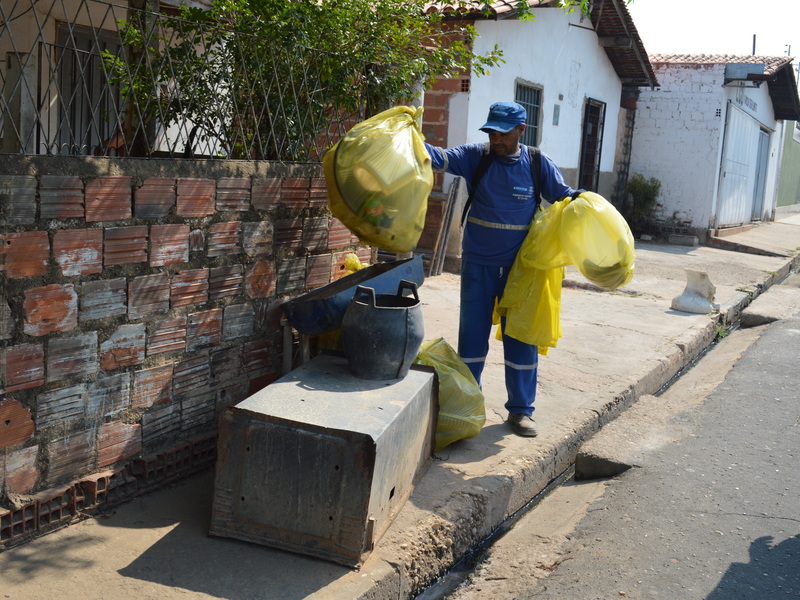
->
[425, 101, 576, 437]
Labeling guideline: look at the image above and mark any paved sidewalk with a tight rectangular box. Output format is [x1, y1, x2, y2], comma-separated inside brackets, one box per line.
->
[1, 218, 799, 600]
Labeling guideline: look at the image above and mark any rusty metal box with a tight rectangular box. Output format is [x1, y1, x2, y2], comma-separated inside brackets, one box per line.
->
[209, 353, 437, 567]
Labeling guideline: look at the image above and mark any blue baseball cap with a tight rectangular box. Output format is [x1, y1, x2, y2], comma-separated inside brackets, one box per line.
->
[479, 101, 527, 133]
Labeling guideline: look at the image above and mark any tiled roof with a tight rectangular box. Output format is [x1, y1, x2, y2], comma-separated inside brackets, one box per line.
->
[649, 54, 794, 77]
[427, 0, 657, 88]
[648, 54, 800, 121]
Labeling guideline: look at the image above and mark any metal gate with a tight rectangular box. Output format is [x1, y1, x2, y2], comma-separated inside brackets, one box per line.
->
[716, 102, 765, 228]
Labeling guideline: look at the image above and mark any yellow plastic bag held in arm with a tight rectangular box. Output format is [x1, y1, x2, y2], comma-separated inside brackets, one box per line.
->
[323, 106, 434, 253]
[413, 338, 485, 451]
[560, 192, 635, 290]
[497, 192, 635, 351]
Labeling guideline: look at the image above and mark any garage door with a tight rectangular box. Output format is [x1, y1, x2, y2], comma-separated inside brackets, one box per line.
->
[717, 103, 760, 228]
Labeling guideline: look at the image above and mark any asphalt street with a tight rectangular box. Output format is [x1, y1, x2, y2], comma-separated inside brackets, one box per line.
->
[446, 313, 800, 600]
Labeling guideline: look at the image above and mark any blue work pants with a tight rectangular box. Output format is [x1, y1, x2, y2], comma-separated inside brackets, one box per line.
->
[458, 260, 538, 416]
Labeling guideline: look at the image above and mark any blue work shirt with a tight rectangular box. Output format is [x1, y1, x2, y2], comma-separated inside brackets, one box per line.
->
[425, 142, 574, 267]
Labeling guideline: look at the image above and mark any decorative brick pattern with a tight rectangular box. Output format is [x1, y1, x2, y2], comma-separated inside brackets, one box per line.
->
[53, 229, 103, 276]
[281, 177, 310, 208]
[244, 260, 276, 299]
[135, 177, 175, 218]
[222, 303, 255, 340]
[216, 177, 251, 212]
[39, 175, 84, 219]
[0, 299, 13, 340]
[302, 216, 329, 252]
[141, 403, 180, 447]
[0, 231, 49, 278]
[87, 373, 131, 421]
[306, 253, 333, 289]
[276, 257, 307, 295]
[150, 224, 189, 266]
[171, 268, 209, 308]
[128, 273, 170, 319]
[0, 175, 37, 224]
[46, 431, 95, 487]
[80, 278, 127, 321]
[104, 226, 148, 266]
[98, 421, 142, 469]
[242, 339, 272, 375]
[23, 284, 78, 336]
[251, 177, 281, 210]
[274, 217, 304, 249]
[0, 399, 35, 449]
[308, 176, 328, 208]
[36, 384, 87, 430]
[242, 221, 273, 257]
[207, 221, 241, 257]
[2, 343, 45, 392]
[328, 217, 353, 249]
[3, 445, 39, 494]
[174, 354, 215, 432]
[177, 178, 215, 217]
[132, 364, 174, 410]
[100, 323, 146, 370]
[148, 317, 187, 355]
[210, 346, 241, 384]
[209, 265, 243, 300]
[47, 332, 99, 383]
[186, 308, 223, 351]
[85, 176, 132, 222]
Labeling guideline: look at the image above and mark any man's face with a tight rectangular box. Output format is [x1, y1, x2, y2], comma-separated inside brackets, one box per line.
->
[488, 124, 526, 156]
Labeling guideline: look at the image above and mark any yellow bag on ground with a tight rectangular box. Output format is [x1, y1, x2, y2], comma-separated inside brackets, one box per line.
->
[414, 338, 485, 451]
[323, 106, 433, 253]
[561, 192, 635, 290]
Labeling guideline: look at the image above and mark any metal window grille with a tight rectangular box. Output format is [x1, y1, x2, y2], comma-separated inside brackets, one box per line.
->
[0, 0, 368, 161]
[514, 82, 540, 147]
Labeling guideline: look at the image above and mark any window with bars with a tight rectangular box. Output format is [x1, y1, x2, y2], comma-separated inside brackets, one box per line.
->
[514, 82, 541, 147]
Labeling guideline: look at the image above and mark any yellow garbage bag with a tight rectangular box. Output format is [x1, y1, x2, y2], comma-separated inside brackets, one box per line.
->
[497, 192, 635, 350]
[323, 106, 434, 253]
[414, 338, 485, 451]
[561, 192, 635, 290]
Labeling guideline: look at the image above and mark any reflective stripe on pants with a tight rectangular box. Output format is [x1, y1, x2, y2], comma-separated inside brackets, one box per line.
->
[458, 260, 538, 416]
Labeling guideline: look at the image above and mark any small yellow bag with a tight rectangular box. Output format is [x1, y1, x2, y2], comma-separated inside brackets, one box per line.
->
[414, 338, 486, 451]
[324, 106, 433, 253]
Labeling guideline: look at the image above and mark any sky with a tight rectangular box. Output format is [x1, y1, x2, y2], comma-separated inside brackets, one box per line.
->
[626, 0, 798, 59]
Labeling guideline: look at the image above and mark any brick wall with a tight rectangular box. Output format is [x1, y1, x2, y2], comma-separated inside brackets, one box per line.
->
[0, 156, 366, 542]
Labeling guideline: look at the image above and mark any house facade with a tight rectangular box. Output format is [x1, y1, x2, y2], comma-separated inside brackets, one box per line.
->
[419, 0, 656, 268]
[776, 120, 800, 217]
[629, 55, 800, 237]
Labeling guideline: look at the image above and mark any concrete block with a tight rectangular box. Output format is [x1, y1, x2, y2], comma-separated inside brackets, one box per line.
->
[0, 231, 49, 278]
[80, 278, 127, 321]
[85, 176, 132, 222]
[147, 316, 187, 355]
[2, 342, 44, 392]
[0, 399, 35, 449]
[39, 175, 83, 219]
[176, 178, 215, 217]
[209, 265, 243, 300]
[103, 226, 148, 266]
[244, 260, 276, 299]
[207, 221, 241, 257]
[53, 228, 103, 276]
[150, 223, 189, 267]
[209, 354, 437, 567]
[216, 177, 251, 212]
[135, 177, 175, 218]
[23, 284, 78, 336]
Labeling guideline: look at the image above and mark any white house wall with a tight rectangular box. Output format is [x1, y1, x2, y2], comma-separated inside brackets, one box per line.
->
[630, 62, 780, 232]
[450, 9, 623, 189]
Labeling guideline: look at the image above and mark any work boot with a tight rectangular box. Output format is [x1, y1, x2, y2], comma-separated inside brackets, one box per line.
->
[507, 413, 538, 437]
